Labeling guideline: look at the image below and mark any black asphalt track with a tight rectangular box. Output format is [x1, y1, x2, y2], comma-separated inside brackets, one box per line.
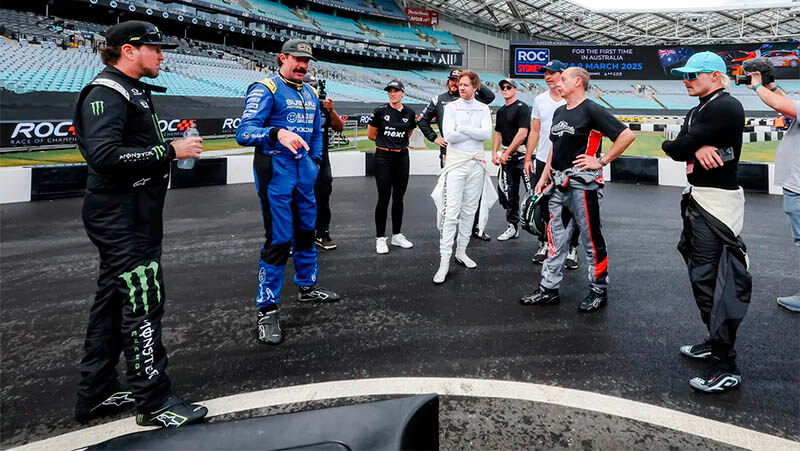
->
[1, 176, 798, 448]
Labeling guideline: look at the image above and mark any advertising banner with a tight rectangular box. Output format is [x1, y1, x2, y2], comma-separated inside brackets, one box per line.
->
[510, 42, 800, 80]
[405, 8, 439, 25]
[1, 117, 244, 148]
[431, 51, 463, 67]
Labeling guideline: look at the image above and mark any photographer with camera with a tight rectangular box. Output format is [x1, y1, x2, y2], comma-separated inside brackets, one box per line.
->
[661, 52, 751, 393]
[307, 76, 344, 250]
[744, 59, 800, 312]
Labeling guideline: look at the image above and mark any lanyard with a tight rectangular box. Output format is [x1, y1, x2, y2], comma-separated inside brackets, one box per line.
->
[687, 91, 722, 133]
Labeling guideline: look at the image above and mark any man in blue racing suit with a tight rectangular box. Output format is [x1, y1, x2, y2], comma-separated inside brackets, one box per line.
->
[236, 40, 340, 345]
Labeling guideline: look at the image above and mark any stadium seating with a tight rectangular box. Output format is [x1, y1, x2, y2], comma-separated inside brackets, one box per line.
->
[361, 20, 435, 48]
[0, 8, 780, 111]
[600, 94, 663, 109]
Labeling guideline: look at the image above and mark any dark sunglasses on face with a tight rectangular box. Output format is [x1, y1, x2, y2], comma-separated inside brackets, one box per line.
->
[500, 85, 515, 90]
[683, 72, 700, 81]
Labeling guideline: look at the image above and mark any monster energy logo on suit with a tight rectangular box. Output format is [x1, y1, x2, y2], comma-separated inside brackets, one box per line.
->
[90, 101, 104, 116]
[119, 261, 161, 314]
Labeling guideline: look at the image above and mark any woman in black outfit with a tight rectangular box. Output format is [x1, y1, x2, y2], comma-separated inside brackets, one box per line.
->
[368, 80, 417, 254]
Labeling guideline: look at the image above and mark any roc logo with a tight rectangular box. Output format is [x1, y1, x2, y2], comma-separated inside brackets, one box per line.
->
[175, 119, 195, 132]
[90, 101, 104, 116]
[515, 48, 551, 75]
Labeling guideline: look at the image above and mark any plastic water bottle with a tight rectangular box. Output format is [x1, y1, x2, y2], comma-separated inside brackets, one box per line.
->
[177, 124, 200, 169]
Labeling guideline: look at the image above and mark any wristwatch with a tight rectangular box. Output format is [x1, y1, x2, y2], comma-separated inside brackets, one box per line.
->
[598, 155, 608, 167]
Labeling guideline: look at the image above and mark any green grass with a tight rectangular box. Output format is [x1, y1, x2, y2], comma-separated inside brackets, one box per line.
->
[0, 132, 779, 167]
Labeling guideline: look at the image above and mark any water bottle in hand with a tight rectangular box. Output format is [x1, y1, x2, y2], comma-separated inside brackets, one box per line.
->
[177, 124, 200, 169]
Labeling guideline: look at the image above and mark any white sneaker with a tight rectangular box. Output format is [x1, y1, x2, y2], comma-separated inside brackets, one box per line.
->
[376, 237, 389, 254]
[455, 251, 477, 269]
[391, 233, 414, 249]
[497, 224, 519, 241]
[433, 257, 449, 284]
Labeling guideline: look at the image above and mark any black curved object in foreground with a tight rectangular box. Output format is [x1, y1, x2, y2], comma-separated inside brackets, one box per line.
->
[86, 394, 439, 450]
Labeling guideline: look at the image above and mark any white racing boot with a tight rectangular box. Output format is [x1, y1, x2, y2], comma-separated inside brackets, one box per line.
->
[433, 256, 450, 284]
[455, 249, 477, 269]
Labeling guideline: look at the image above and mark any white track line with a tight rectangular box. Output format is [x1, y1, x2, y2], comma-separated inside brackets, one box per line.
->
[15, 377, 800, 451]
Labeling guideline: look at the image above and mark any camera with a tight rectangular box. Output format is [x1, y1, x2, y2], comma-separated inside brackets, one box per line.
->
[734, 57, 775, 86]
[317, 79, 327, 101]
[302, 73, 327, 100]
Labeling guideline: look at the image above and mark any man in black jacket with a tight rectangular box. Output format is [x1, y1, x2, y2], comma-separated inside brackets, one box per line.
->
[662, 51, 751, 394]
[418, 69, 495, 240]
[73, 20, 207, 427]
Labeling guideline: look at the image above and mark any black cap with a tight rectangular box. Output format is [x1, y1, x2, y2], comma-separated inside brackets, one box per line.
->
[384, 79, 404, 92]
[105, 21, 177, 49]
[499, 78, 517, 89]
[448, 69, 463, 80]
[281, 39, 316, 61]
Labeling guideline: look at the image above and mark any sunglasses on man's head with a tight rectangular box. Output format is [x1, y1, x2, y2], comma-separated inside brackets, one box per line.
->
[128, 31, 163, 44]
[500, 85, 515, 90]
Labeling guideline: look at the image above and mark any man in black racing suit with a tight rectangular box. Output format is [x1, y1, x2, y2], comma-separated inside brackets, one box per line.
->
[73, 20, 207, 428]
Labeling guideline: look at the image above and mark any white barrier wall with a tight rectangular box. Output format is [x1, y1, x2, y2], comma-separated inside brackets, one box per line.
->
[0, 151, 782, 204]
[0, 167, 32, 203]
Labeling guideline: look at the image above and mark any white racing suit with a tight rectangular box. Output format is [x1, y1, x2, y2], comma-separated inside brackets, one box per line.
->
[431, 157, 498, 257]
[540, 167, 608, 291]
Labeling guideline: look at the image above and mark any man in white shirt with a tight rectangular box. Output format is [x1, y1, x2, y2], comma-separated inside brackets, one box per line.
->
[747, 68, 800, 312]
[524, 60, 579, 269]
[432, 70, 494, 284]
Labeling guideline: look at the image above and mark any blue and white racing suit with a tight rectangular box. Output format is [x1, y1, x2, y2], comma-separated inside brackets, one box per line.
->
[236, 74, 322, 308]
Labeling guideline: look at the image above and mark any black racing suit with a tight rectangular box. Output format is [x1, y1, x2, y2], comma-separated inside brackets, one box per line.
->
[315, 109, 333, 235]
[662, 88, 751, 364]
[418, 84, 495, 168]
[74, 65, 175, 412]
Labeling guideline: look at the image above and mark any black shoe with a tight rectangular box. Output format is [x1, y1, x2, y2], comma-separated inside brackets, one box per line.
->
[689, 359, 741, 393]
[680, 341, 712, 359]
[520, 286, 560, 305]
[315, 231, 337, 250]
[75, 386, 135, 424]
[298, 285, 341, 303]
[532, 242, 547, 264]
[579, 288, 608, 312]
[565, 246, 579, 270]
[257, 308, 283, 345]
[136, 393, 208, 428]
[472, 228, 490, 241]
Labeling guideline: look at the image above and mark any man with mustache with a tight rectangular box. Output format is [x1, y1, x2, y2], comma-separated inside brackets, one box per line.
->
[237, 40, 341, 346]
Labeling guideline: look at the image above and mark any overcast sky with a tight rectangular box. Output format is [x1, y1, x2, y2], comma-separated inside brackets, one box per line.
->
[569, 0, 796, 12]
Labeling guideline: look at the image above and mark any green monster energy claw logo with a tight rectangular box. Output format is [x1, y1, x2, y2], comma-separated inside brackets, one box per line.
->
[90, 101, 104, 116]
[152, 144, 166, 159]
[119, 261, 162, 314]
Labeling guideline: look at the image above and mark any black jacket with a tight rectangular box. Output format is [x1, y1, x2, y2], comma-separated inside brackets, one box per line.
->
[661, 89, 744, 190]
[74, 65, 175, 193]
[417, 84, 495, 145]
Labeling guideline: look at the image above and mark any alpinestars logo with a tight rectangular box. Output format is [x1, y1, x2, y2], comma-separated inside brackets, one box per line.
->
[551, 121, 576, 137]
[154, 411, 188, 427]
[100, 392, 135, 408]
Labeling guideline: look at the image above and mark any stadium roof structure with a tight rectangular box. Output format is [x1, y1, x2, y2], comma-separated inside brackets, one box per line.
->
[409, 0, 800, 45]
